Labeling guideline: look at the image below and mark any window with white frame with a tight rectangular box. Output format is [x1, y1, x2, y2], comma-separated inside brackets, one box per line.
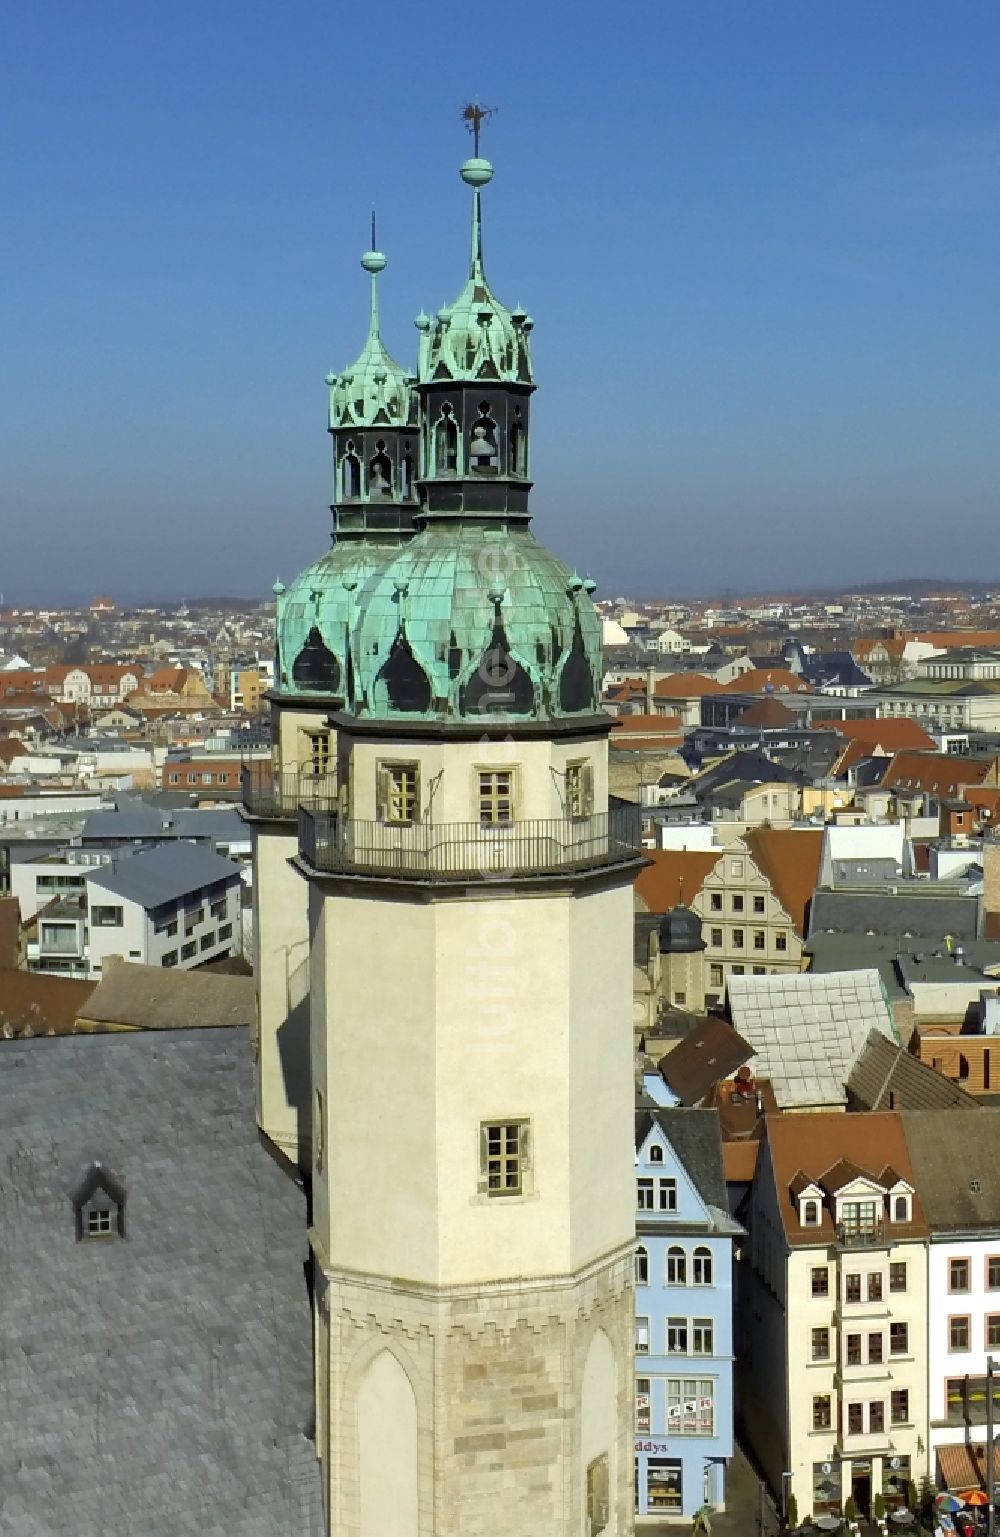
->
[658, 1177, 677, 1211]
[692, 1319, 713, 1355]
[692, 1246, 713, 1286]
[648, 1144, 664, 1164]
[635, 1246, 649, 1285]
[637, 1178, 654, 1211]
[666, 1318, 688, 1354]
[665, 1378, 714, 1436]
[636, 1317, 650, 1354]
[666, 1246, 687, 1285]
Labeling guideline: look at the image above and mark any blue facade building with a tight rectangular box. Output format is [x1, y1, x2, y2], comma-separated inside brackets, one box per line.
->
[634, 1106, 742, 1519]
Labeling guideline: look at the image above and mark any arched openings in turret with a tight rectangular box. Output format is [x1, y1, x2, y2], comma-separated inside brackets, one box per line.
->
[401, 441, 416, 498]
[469, 402, 498, 474]
[434, 404, 459, 475]
[460, 597, 534, 716]
[378, 628, 432, 713]
[292, 627, 342, 695]
[342, 442, 361, 499]
[368, 440, 392, 499]
[509, 406, 527, 478]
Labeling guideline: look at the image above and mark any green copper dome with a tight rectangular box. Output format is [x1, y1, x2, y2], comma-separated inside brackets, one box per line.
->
[328, 245, 417, 430]
[352, 525, 601, 722]
[416, 159, 534, 387]
[275, 539, 404, 698]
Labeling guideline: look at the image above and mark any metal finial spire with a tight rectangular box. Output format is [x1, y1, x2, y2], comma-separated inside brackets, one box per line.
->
[360, 208, 387, 339]
[460, 104, 497, 281]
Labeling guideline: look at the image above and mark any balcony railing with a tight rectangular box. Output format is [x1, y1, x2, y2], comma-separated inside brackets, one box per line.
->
[240, 764, 337, 820]
[298, 802, 643, 883]
[835, 1221, 886, 1248]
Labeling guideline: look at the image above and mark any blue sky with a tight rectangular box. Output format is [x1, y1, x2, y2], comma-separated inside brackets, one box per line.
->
[3, 0, 1000, 601]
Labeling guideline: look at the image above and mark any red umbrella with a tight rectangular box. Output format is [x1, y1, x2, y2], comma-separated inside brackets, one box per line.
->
[961, 1490, 989, 1506]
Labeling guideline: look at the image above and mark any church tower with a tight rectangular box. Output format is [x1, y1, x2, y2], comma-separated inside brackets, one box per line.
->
[243, 234, 418, 1167]
[302, 133, 640, 1537]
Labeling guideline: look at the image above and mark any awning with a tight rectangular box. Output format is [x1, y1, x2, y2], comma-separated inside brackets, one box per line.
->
[937, 1442, 1000, 1491]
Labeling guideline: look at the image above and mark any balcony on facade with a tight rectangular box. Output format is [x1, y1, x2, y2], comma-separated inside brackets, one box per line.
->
[835, 1221, 888, 1250]
[297, 801, 643, 884]
[239, 763, 337, 822]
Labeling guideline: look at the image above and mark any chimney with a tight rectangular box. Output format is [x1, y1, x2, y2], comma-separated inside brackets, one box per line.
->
[646, 667, 655, 714]
[984, 837, 1000, 919]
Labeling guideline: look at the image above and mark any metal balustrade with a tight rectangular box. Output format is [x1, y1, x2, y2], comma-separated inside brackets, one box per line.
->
[240, 764, 337, 820]
[297, 802, 643, 882]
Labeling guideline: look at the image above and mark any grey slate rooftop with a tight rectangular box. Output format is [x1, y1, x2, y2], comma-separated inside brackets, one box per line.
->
[0, 1026, 321, 1537]
[86, 840, 242, 909]
[809, 887, 980, 942]
[726, 969, 899, 1109]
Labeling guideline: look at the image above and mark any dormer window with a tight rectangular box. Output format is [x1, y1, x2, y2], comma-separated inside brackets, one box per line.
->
[891, 1193, 912, 1224]
[72, 1162, 126, 1242]
[803, 1199, 820, 1226]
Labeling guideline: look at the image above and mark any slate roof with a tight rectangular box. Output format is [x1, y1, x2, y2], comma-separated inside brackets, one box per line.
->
[0, 1026, 321, 1537]
[78, 961, 255, 1031]
[86, 841, 242, 910]
[726, 969, 898, 1109]
[903, 1109, 1000, 1229]
[847, 1028, 983, 1112]
[81, 804, 246, 844]
[809, 887, 980, 942]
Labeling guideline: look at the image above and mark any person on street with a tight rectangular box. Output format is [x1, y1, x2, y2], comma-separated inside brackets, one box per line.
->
[692, 1504, 713, 1535]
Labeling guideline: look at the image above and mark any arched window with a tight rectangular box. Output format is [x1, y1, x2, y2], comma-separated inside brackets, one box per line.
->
[509, 407, 527, 476]
[693, 1246, 713, 1286]
[434, 404, 458, 474]
[667, 1245, 687, 1286]
[342, 442, 361, 498]
[401, 442, 415, 498]
[649, 1145, 664, 1164]
[893, 1195, 909, 1223]
[469, 401, 498, 473]
[635, 1245, 649, 1286]
[368, 440, 392, 498]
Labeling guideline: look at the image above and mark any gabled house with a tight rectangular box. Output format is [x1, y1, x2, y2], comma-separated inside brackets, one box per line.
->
[633, 1108, 742, 1519]
[739, 1113, 929, 1523]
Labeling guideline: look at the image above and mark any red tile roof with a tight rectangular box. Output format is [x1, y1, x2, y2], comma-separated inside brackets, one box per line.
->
[652, 673, 725, 699]
[634, 849, 720, 914]
[743, 827, 823, 937]
[881, 751, 997, 796]
[721, 668, 812, 694]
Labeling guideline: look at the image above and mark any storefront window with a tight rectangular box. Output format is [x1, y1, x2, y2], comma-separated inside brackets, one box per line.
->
[647, 1460, 683, 1513]
[812, 1460, 842, 1516]
[665, 1378, 715, 1436]
[883, 1455, 910, 1509]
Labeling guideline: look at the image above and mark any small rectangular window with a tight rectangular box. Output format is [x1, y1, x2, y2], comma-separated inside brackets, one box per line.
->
[637, 1178, 654, 1211]
[481, 1120, 528, 1196]
[890, 1323, 908, 1355]
[847, 1402, 863, 1436]
[218, 922, 233, 940]
[988, 1316, 1000, 1349]
[753, 895, 766, 914]
[86, 1208, 112, 1236]
[950, 1315, 971, 1351]
[377, 761, 420, 824]
[775, 931, 788, 952]
[869, 1400, 884, 1434]
[710, 892, 722, 911]
[306, 732, 331, 777]
[753, 929, 766, 950]
[890, 1388, 909, 1424]
[161, 950, 178, 968]
[692, 1318, 713, 1354]
[812, 1395, 831, 1430]
[988, 1256, 1000, 1290]
[731, 894, 744, 913]
[846, 1334, 862, 1366]
[91, 905, 123, 927]
[181, 941, 196, 960]
[658, 1177, 677, 1212]
[199, 931, 215, 951]
[565, 760, 594, 819]
[636, 1317, 650, 1355]
[710, 928, 723, 948]
[811, 1327, 829, 1360]
[666, 1318, 688, 1353]
[889, 1262, 907, 1292]
[731, 929, 744, 949]
[845, 1274, 861, 1304]
[478, 769, 514, 825]
[709, 964, 724, 987]
[949, 1257, 971, 1292]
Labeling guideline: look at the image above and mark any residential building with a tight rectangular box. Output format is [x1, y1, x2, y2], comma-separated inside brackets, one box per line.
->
[739, 1113, 929, 1522]
[20, 842, 242, 978]
[903, 1111, 1000, 1494]
[634, 1108, 741, 1518]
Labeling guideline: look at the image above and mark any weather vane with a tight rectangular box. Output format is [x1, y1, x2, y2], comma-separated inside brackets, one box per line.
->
[461, 102, 497, 158]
